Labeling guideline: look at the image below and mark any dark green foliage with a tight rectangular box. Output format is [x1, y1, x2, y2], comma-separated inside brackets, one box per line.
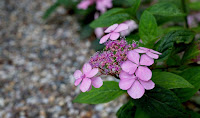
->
[133, 86, 188, 118]
[157, 29, 195, 60]
[152, 72, 193, 89]
[116, 100, 136, 118]
[139, 11, 158, 48]
[90, 8, 131, 28]
[174, 67, 200, 102]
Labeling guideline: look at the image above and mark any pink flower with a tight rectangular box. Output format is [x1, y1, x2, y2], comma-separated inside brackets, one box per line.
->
[133, 47, 162, 59]
[121, 50, 154, 81]
[94, 12, 104, 38]
[74, 63, 103, 92]
[96, 0, 112, 13]
[119, 71, 155, 99]
[121, 20, 138, 36]
[77, 0, 95, 10]
[95, 28, 104, 38]
[77, 0, 112, 13]
[100, 23, 128, 44]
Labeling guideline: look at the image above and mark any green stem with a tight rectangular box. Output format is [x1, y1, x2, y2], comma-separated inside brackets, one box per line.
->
[182, 0, 189, 28]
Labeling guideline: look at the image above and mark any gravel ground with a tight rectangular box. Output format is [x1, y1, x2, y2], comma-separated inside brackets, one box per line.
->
[0, 0, 126, 118]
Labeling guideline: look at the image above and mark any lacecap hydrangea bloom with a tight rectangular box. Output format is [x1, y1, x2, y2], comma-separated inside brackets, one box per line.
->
[74, 23, 161, 99]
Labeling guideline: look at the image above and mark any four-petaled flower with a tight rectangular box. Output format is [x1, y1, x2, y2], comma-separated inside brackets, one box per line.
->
[121, 50, 153, 81]
[133, 47, 162, 59]
[100, 23, 128, 44]
[74, 63, 103, 92]
[119, 71, 155, 99]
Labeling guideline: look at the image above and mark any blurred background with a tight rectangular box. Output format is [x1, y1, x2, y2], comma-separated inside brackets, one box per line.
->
[0, 0, 126, 117]
[1, 0, 200, 118]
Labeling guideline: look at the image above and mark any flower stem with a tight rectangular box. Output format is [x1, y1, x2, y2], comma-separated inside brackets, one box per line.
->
[182, 0, 189, 28]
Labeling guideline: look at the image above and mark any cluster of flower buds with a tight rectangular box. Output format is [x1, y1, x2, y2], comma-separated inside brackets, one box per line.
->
[74, 23, 162, 99]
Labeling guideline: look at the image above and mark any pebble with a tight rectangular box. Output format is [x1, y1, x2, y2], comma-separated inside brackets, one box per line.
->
[0, 0, 127, 117]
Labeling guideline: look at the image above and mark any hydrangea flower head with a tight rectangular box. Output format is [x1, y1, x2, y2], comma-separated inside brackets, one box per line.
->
[90, 38, 137, 75]
[119, 71, 155, 99]
[74, 63, 103, 92]
[100, 23, 128, 44]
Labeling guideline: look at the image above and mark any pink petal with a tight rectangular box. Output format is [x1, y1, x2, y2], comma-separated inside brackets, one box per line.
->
[74, 70, 83, 79]
[140, 54, 154, 66]
[99, 34, 111, 44]
[150, 49, 162, 55]
[86, 68, 98, 78]
[138, 47, 149, 51]
[136, 66, 152, 81]
[114, 23, 128, 32]
[119, 78, 135, 90]
[82, 63, 92, 74]
[139, 80, 155, 90]
[80, 78, 92, 92]
[127, 50, 140, 65]
[110, 32, 120, 40]
[87, 85, 92, 91]
[91, 77, 103, 88]
[133, 49, 147, 53]
[74, 78, 83, 86]
[95, 28, 104, 38]
[121, 60, 138, 74]
[119, 71, 135, 80]
[127, 80, 145, 99]
[105, 24, 118, 33]
[146, 52, 159, 59]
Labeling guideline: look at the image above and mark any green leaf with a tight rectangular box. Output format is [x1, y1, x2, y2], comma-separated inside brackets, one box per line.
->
[189, 111, 200, 118]
[134, 108, 150, 118]
[157, 29, 195, 60]
[139, 11, 158, 48]
[174, 67, 200, 102]
[147, 2, 185, 16]
[116, 100, 136, 118]
[182, 41, 200, 64]
[133, 86, 188, 118]
[189, 1, 200, 11]
[73, 81, 125, 104]
[42, 2, 60, 19]
[152, 72, 193, 89]
[126, 0, 141, 15]
[90, 8, 131, 28]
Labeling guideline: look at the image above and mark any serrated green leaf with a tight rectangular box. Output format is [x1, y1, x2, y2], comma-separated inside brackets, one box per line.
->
[90, 8, 131, 28]
[139, 11, 158, 48]
[147, 2, 185, 16]
[133, 86, 188, 118]
[73, 81, 125, 104]
[174, 67, 200, 102]
[182, 41, 200, 64]
[157, 29, 195, 60]
[116, 100, 136, 118]
[152, 72, 193, 89]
